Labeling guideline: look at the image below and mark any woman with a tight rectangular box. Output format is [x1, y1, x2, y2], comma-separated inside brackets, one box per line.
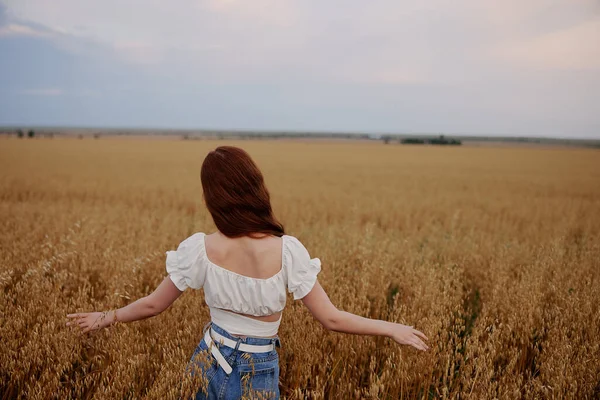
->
[67, 146, 429, 399]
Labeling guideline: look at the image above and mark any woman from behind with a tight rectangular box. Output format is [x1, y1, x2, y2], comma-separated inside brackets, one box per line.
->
[67, 146, 429, 399]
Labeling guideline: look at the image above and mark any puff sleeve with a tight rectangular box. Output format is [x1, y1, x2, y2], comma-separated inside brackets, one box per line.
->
[283, 235, 321, 300]
[165, 232, 207, 291]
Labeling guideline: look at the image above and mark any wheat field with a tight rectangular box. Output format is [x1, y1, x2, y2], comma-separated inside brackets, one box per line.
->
[1, 138, 599, 399]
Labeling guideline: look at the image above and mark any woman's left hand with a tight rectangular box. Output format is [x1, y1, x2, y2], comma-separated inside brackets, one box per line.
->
[66, 311, 113, 334]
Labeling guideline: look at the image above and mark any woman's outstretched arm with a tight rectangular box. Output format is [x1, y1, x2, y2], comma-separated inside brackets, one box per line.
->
[301, 280, 429, 351]
[66, 276, 183, 334]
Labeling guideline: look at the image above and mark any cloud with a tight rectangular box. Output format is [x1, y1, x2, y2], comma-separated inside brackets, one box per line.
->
[0, 23, 50, 37]
[0, 4, 60, 38]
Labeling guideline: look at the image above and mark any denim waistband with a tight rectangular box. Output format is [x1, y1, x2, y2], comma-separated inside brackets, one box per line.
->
[203, 321, 281, 348]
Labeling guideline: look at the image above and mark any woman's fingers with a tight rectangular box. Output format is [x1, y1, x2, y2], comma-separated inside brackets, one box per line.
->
[65, 314, 93, 333]
[414, 336, 428, 350]
[66, 319, 84, 327]
[411, 335, 429, 351]
[410, 339, 425, 351]
[67, 314, 87, 325]
[416, 338, 429, 349]
[412, 329, 429, 342]
[410, 339, 422, 351]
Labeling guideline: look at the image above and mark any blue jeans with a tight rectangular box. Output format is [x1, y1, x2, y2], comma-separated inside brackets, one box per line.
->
[184, 322, 281, 399]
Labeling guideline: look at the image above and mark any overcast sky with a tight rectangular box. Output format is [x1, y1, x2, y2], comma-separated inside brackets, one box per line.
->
[1, 1, 599, 138]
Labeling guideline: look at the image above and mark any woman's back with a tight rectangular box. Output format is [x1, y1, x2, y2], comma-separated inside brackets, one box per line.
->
[166, 231, 322, 337]
[205, 233, 283, 281]
[205, 233, 284, 323]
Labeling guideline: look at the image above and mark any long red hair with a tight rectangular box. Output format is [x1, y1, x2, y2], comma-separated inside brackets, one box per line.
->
[200, 146, 285, 238]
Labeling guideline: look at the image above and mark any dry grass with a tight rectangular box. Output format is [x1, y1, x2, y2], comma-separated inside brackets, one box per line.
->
[1, 138, 599, 399]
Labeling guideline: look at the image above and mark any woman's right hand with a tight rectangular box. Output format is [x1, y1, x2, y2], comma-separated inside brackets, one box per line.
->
[66, 311, 115, 334]
[389, 324, 429, 351]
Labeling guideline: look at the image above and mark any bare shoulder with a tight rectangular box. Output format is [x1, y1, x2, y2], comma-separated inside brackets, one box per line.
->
[205, 231, 282, 255]
[250, 234, 283, 256]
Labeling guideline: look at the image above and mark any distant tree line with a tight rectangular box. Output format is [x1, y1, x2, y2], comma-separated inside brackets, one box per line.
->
[5, 128, 599, 148]
[426, 135, 461, 145]
[10, 128, 59, 138]
[382, 134, 462, 145]
[15, 129, 36, 138]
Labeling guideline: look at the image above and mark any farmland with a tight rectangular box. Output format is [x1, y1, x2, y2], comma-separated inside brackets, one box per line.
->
[1, 138, 599, 399]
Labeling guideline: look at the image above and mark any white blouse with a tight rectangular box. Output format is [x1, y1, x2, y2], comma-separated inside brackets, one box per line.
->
[165, 232, 321, 336]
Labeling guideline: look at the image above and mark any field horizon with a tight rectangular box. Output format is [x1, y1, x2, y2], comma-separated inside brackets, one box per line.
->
[2, 127, 599, 149]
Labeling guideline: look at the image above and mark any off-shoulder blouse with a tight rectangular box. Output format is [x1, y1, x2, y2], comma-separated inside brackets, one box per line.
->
[165, 233, 321, 335]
